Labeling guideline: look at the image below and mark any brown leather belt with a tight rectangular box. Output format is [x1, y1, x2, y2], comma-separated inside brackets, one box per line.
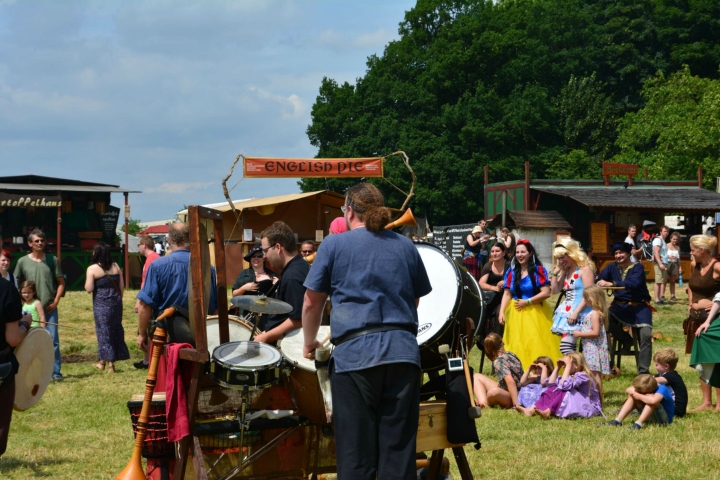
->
[613, 299, 642, 307]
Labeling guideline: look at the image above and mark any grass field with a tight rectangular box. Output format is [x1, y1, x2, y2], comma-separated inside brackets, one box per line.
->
[1, 287, 720, 479]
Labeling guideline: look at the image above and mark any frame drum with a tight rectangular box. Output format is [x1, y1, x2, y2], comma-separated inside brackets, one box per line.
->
[278, 326, 331, 425]
[14, 327, 54, 411]
[210, 341, 282, 390]
[415, 241, 481, 371]
[206, 315, 254, 355]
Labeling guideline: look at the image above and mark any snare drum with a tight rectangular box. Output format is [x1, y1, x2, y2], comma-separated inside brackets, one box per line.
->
[278, 326, 331, 425]
[415, 241, 481, 371]
[206, 315, 254, 355]
[210, 341, 282, 390]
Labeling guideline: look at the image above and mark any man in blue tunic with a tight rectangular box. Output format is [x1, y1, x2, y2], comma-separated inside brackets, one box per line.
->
[302, 183, 432, 480]
[597, 242, 653, 374]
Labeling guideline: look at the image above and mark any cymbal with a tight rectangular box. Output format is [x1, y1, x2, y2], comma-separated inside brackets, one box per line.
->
[230, 295, 293, 314]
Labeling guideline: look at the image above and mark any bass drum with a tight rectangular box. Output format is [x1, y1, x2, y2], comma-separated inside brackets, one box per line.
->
[415, 241, 481, 371]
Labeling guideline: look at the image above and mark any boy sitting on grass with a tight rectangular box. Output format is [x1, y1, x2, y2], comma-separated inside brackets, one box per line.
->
[653, 348, 687, 418]
[604, 374, 674, 429]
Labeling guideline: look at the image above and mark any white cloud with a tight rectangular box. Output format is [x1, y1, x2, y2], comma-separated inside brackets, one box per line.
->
[353, 28, 394, 49]
[145, 182, 214, 194]
[247, 87, 307, 119]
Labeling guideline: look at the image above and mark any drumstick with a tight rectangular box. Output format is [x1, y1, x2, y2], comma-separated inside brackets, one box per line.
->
[319, 330, 331, 346]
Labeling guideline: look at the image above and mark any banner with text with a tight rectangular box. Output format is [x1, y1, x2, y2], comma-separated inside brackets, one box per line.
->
[244, 157, 384, 178]
[0, 193, 62, 208]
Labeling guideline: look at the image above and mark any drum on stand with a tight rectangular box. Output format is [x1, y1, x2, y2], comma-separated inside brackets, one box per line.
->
[278, 326, 332, 425]
[14, 327, 54, 412]
[206, 315, 254, 355]
[210, 341, 282, 390]
[414, 241, 481, 371]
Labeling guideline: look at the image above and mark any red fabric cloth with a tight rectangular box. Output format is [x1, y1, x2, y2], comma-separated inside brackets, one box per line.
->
[165, 342, 193, 442]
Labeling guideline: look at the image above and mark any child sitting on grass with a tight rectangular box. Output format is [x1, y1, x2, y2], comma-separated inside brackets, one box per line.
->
[518, 356, 554, 408]
[654, 348, 687, 418]
[604, 374, 675, 429]
[473, 333, 523, 409]
[517, 352, 603, 419]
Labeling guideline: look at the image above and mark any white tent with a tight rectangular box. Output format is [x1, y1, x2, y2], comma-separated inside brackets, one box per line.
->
[117, 229, 140, 253]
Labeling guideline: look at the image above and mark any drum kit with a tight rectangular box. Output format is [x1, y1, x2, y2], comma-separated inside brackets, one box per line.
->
[119, 240, 487, 479]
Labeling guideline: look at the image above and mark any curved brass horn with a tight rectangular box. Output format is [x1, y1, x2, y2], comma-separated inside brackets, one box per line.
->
[385, 208, 417, 229]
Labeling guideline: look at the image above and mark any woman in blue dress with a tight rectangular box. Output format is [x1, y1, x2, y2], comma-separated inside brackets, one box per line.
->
[550, 238, 596, 353]
[499, 239, 561, 369]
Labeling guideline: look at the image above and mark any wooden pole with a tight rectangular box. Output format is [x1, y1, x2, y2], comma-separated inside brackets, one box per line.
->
[124, 192, 130, 289]
[56, 202, 62, 261]
[524, 161, 530, 210]
[698, 166, 703, 188]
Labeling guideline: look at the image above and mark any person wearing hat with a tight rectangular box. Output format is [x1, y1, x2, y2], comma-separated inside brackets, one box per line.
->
[329, 217, 348, 235]
[230, 244, 277, 315]
[596, 242, 654, 374]
[464, 223, 490, 280]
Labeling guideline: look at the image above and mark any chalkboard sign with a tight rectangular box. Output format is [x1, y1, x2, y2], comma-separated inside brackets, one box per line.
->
[432, 224, 476, 260]
[98, 205, 121, 244]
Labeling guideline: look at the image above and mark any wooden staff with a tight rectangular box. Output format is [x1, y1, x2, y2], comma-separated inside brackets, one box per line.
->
[115, 307, 175, 480]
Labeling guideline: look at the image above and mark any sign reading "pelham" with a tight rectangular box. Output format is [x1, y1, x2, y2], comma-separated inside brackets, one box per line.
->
[243, 157, 384, 178]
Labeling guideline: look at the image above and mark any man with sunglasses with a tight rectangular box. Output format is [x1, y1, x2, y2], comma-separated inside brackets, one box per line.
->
[252, 221, 309, 344]
[300, 241, 316, 264]
[14, 229, 65, 382]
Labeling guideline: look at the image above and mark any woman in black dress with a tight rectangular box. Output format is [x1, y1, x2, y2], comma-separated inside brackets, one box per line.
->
[478, 242, 510, 349]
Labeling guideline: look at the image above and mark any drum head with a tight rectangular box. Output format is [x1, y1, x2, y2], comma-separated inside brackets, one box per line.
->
[415, 243, 461, 345]
[212, 341, 281, 369]
[206, 316, 253, 355]
[279, 326, 331, 372]
[14, 328, 54, 412]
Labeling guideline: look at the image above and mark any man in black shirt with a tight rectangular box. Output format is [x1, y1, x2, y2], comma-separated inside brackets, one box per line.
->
[1, 278, 32, 456]
[253, 222, 309, 344]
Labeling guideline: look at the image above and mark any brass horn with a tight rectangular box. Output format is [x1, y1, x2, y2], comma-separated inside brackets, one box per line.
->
[116, 307, 176, 480]
[385, 208, 417, 229]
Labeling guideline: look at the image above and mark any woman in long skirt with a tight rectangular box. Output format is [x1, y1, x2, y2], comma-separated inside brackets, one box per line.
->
[85, 243, 129, 373]
[498, 239, 561, 370]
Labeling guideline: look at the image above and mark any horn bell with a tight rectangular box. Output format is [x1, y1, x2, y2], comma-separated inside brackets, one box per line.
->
[385, 208, 417, 229]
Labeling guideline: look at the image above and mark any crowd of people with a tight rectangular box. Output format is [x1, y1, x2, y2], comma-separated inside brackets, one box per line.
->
[468, 221, 720, 431]
[3, 210, 720, 478]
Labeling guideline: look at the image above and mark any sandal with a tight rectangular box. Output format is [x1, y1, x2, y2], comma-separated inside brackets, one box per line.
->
[106, 364, 115, 374]
[92, 362, 105, 371]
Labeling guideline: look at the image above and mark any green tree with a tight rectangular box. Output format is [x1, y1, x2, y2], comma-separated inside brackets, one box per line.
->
[120, 218, 143, 236]
[302, 0, 720, 225]
[614, 65, 720, 189]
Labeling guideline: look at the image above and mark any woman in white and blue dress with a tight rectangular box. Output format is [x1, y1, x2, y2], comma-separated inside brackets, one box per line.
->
[550, 238, 596, 354]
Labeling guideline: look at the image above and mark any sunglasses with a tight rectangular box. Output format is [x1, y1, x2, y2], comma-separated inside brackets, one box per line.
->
[32, 239, 45, 244]
[301, 250, 314, 254]
[251, 254, 264, 259]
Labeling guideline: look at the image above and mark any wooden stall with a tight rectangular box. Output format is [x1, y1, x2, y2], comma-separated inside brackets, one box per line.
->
[0, 175, 140, 289]
[484, 163, 720, 280]
[177, 190, 345, 283]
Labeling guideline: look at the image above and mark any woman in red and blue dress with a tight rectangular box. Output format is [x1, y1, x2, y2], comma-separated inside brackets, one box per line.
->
[498, 239, 561, 369]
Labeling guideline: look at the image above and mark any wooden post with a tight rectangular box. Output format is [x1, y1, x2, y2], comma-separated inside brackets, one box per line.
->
[124, 192, 130, 288]
[501, 190, 507, 227]
[524, 161, 530, 210]
[698, 166, 703, 187]
[644, 168, 648, 181]
[56, 202, 62, 261]
[483, 165, 489, 185]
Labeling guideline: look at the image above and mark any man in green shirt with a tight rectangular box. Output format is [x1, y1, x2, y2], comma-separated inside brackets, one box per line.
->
[14, 229, 65, 381]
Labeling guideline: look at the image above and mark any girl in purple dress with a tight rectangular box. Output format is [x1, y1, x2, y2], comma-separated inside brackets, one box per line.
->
[518, 356, 555, 408]
[517, 352, 603, 419]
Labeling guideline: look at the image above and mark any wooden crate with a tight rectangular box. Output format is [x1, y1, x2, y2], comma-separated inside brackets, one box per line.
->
[416, 401, 465, 452]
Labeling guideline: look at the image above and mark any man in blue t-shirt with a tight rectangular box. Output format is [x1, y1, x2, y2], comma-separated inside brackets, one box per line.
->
[302, 183, 432, 480]
[603, 374, 674, 429]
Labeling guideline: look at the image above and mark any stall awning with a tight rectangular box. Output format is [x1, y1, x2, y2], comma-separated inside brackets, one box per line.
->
[490, 210, 572, 230]
[0, 175, 140, 193]
[532, 186, 720, 211]
[178, 191, 343, 216]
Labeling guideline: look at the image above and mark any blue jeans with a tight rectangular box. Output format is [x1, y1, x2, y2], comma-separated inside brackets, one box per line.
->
[46, 309, 62, 377]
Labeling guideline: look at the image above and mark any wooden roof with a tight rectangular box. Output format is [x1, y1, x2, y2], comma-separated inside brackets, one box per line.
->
[532, 186, 720, 211]
[490, 210, 572, 230]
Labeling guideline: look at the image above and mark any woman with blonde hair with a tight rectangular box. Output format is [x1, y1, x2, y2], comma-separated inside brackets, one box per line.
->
[687, 234, 720, 411]
[550, 238, 596, 354]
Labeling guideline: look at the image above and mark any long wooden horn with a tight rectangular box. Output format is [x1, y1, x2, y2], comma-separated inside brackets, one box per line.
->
[385, 208, 417, 229]
[115, 307, 176, 480]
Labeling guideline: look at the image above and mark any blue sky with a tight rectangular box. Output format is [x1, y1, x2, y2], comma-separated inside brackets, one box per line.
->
[0, 0, 416, 221]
